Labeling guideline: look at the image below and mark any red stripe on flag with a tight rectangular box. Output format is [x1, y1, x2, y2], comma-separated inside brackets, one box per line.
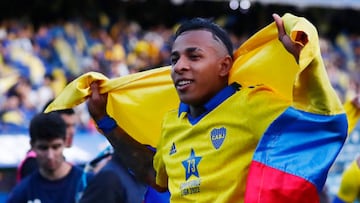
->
[245, 161, 319, 203]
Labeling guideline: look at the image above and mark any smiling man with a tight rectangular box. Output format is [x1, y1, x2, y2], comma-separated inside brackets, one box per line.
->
[79, 13, 347, 202]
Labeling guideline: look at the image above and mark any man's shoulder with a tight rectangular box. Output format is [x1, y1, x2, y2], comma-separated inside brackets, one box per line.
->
[9, 171, 39, 194]
[71, 164, 84, 172]
[236, 83, 277, 96]
[162, 108, 180, 124]
[233, 83, 287, 106]
[69, 164, 88, 177]
[70, 164, 95, 183]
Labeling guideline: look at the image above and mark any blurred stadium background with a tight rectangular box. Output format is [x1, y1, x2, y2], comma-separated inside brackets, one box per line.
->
[0, 0, 360, 202]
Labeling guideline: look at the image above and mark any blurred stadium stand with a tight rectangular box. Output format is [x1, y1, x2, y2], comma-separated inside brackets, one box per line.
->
[253, 0, 360, 9]
[0, 0, 359, 35]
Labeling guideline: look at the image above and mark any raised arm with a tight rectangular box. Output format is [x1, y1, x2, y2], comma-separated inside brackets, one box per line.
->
[87, 82, 166, 192]
[273, 13, 303, 63]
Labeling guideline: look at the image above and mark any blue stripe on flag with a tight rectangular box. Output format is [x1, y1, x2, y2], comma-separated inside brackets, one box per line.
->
[253, 106, 347, 191]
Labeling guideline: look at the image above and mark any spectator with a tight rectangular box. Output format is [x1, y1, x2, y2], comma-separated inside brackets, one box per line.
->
[79, 147, 170, 203]
[16, 100, 77, 182]
[7, 112, 92, 203]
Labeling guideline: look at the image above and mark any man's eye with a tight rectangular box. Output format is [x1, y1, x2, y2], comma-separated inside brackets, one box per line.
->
[170, 57, 178, 65]
[189, 55, 200, 60]
[52, 144, 62, 150]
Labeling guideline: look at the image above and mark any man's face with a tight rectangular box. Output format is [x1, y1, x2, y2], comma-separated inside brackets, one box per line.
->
[32, 138, 66, 172]
[170, 30, 230, 106]
[60, 114, 76, 148]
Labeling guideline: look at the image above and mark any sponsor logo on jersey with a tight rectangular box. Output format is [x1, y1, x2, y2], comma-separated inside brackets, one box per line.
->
[180, 179, 201, 196]
[169, 142, 177, 155]
[181, 149, 202, 196]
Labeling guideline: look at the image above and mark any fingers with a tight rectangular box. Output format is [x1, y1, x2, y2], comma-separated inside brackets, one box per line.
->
[88, 81, 108, 121]
[90, 82, 99, 96]
[272, 13, 286, 41]
[90, 81, 103, 101]
[272, 13, 301, 62]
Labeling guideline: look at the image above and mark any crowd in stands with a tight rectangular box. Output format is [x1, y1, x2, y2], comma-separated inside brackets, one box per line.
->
[0, 13, 359, 135]
[0, 15, 174, 134]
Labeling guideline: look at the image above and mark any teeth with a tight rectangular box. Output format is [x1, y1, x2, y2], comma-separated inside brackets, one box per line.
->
[178, 80, 191, 86]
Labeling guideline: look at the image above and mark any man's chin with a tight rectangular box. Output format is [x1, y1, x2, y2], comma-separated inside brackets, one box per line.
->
[44, 164, 58, 172]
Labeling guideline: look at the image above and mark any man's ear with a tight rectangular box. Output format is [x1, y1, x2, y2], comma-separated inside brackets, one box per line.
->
[219, 55, 233, 77]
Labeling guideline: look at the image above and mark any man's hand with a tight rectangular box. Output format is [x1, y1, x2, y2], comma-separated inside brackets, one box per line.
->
[87, 82, 108, 121]
[273, 13, 303, 63]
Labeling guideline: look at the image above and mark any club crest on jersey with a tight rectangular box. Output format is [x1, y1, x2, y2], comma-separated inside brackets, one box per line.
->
[210, 127, 226, 149]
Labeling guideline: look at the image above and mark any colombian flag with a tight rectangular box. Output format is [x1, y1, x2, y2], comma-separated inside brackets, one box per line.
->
[45, 13, 348, 202]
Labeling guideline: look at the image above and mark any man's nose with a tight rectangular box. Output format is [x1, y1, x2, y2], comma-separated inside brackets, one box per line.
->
[173, 58, 189, 73]
[46, 149, 55, 159]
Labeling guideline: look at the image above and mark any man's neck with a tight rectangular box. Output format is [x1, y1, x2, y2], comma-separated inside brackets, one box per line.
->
[188, 83, 238, 118]
[189, 105, 206, 118]
[40, 162, 72, 181]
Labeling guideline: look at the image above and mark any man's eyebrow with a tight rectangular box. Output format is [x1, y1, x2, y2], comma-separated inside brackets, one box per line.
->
[36, 144, 49, 149]
[171, 47, 201, 56]
[185, 47, 199, 53]
[170, 51, 178, 58]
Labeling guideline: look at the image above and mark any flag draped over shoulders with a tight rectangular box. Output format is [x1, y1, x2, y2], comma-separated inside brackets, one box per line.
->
[45, 66, 178, 147]
[236, 13, 347, 203]
[45, 13, 348, 202]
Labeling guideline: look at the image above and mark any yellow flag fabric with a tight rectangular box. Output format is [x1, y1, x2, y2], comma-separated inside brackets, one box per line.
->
[45, 67, 178, 147]
[344, 99, 360, 135]
[231, 13, 342, 115]
[45, 13, 344, 147]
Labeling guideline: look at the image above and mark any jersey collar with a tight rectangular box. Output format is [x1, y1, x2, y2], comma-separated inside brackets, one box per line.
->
[178, 82, 241, 125]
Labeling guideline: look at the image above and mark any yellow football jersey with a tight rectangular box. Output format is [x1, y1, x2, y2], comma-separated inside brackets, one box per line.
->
[154, 84, 290, 202]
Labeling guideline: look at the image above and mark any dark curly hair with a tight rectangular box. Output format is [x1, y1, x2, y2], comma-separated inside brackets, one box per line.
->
[174, 17, 233, 58]
[29, 112, 66, 144]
